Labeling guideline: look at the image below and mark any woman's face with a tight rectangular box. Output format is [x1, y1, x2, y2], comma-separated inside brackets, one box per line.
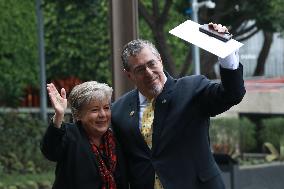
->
[78, 98, 111, 138]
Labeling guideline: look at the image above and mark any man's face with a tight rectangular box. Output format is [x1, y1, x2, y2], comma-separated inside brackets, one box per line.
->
[125, 47, 166, 99]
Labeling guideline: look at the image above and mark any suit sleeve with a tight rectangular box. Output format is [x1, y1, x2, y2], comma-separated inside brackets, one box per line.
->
[199, 64, 246, 117]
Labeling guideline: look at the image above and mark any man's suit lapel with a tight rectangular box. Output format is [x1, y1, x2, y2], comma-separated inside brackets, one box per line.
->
[152, 74, 175, 154]
[128, 74, 177, 155]
[127, 90, 152, 154]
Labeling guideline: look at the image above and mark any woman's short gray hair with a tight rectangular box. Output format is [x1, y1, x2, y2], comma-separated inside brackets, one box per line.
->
[121, 39, 160, 71]
[68, 81, 113, 122]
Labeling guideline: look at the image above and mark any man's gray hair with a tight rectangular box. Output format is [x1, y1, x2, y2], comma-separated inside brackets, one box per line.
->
[121, 39, 160, 71]
[68, 81, 113, 122]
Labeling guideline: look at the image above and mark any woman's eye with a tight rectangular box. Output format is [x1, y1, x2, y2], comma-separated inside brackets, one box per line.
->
[104, 106, 110, 110]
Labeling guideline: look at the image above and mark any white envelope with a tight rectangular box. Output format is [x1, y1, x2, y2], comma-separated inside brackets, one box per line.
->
[169, 20, 243, 58]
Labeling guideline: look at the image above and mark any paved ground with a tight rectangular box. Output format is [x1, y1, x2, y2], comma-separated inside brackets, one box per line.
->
[221, 162, 284, 189]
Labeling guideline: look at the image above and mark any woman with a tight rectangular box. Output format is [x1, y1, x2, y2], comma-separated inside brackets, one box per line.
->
[41, 81, 128, 189]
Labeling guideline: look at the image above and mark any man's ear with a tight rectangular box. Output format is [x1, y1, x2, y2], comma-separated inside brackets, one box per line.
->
[158, 56, 164, 69]
[158, 55, 163, 64]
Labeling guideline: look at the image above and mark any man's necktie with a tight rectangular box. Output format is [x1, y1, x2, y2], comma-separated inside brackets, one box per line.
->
[141, 99, 154, 149]
[140, 99, 163, 189]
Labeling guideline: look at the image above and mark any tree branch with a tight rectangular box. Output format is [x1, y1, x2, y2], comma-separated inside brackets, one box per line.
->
[253, 31, 273, 76]
[159, 0, 173, 25]
[234, 23, 257, 37]
[236, 28, 260, 41]
[230, 16, 250, 34]
[211, 7, 235, 21]
[138, 0, 154, 28]
[152, 0, 159, 18]
[179, 47, 192, 77]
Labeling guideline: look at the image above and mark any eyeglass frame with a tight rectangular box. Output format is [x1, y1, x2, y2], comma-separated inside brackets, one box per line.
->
[130, 59, 162, 75]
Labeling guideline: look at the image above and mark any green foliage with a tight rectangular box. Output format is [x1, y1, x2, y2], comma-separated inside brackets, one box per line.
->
[1, 172, 53, 189]
[259, 117, 284, 150]
[210, 117, 256, 155]
[0, 0, 38, 106]
[139, 0, 284, 78]
[242, 0, 282, 31]
[24, 181, 38, 189]
[1, 0, 111, 106]
[138, 0, 194, 75]
[177, 0, 284, 44]
[0, 112, 54, 176]
[139, 8, 192, 74]
[270, 0, 284, 32]
[210, 118, 240, 154]
[217, 0, 284, 33]
[44, 0, 111, 84]
[239, 117, 257, 152]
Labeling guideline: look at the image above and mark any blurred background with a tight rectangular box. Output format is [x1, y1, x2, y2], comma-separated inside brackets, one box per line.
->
[0, 0, 283, 188]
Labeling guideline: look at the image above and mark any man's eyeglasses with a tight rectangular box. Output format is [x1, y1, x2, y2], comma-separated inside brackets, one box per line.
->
[132, 59, 160, 75]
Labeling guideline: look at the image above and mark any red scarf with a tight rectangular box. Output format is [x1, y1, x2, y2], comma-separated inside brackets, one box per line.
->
[90, 129, 117, 189]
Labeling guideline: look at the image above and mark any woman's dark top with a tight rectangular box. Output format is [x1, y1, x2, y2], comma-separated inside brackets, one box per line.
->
[40, 122, 129, 189]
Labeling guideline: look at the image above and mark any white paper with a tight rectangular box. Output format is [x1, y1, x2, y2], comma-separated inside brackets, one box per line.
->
[169, 20, 243, 58]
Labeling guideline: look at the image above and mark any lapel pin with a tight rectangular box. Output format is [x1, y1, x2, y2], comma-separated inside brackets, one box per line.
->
[129, 111, 135, 116]
[162, 99, 167, 104]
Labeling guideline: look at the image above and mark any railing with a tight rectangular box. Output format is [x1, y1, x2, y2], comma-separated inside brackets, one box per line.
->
[0, 107, 73, 122]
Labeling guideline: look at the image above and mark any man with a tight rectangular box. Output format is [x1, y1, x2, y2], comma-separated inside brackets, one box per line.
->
[112, 26, 245, 189]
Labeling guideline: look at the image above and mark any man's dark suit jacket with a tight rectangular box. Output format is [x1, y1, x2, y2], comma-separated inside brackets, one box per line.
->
[111, 65, 246, 189]
[40, 122, 129, 189]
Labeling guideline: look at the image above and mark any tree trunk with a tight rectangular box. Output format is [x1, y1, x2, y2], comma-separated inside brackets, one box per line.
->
[138, 0, 177, 76]
[253, 31, 273, 76]
[152, 26, 177, 76]
[201, 52, 218, 79]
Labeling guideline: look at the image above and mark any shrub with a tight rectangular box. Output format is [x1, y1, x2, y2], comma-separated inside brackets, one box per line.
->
[210, 117, 256, 155]
[0, 1, 39, 107]
[259, 117, 284, 150]
[239, 117, 257, 152]
[1, 172, 53, 189]
[0, 112, 54, 175]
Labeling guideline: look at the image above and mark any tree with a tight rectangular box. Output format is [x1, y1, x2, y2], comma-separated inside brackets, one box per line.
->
[138, 0, 194, 78]
[212, 0, 284, 76]
[0, 0, 38, 106]
[0, 0, 111, 107]
[43, 0, 112, 84]
[139, 0, 284, 78]
[194, 0, 284, 76]
[252, 0, 284, 76]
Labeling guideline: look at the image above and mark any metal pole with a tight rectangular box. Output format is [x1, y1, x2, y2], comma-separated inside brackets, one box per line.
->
[35, 0, 47, 123]
[110, 0, 138, 100]
[192, 0, 201, 75]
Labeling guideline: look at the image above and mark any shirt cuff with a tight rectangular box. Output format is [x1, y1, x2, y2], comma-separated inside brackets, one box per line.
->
[218, 50, 240, 70]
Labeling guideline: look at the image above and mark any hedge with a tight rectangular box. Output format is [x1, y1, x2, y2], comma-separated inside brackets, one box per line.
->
[0, 112, 54, 176]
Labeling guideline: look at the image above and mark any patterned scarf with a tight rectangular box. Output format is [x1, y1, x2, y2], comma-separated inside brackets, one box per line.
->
[90, 129, 117, 189]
